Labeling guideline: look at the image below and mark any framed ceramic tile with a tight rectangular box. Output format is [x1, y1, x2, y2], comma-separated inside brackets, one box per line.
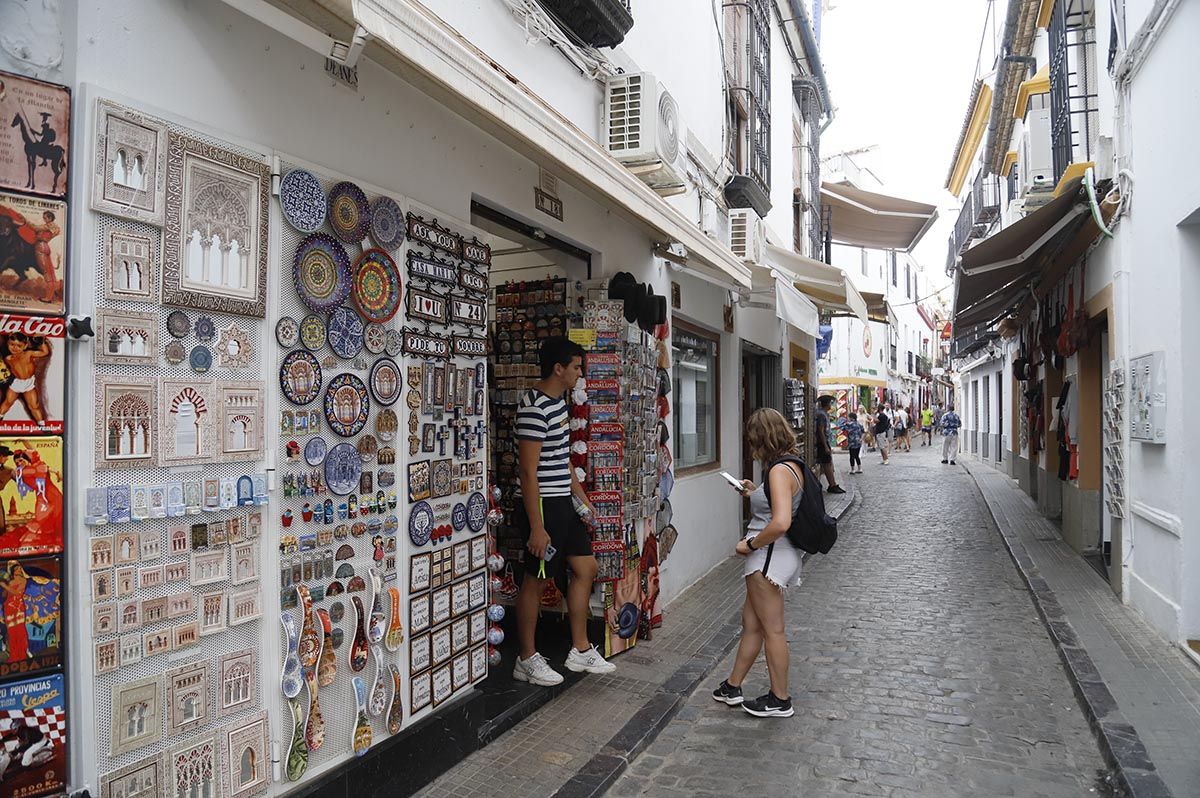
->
[452, 542, 470, 579]
[138, 565, 164, 590]
[191, 547, 228, 586]
[169, 525, 189, 555]
[164, 561, 189, 584]
[92, 570, 114, 602]
[470, 535, 487, 571]
[95, 639, 119, 675]
[407, 460, 430, 502]
[208, 520, 227, 547]
[99, 753, 165, 798]
[451, 580, 469, 618]
[109, 674, 162, 756]
[139, 530, 162, 561]
[468, 573, 486, 610]
[167, 591, 195, 620]
[452, 652, 469, 691]
[225, 711, 270, 798]
[217, 648, 258, 718]
[166, 659, 210, 735]
[470, 644, 488, 683]
[411, 671, 431, 713]
[470, 610, 486, 645]
[105, 228, 158, 303]
[93, 602, 116, 636]
[173, 621, 200, 650]
[227, 586, 261, 626]
[431, 664, 452, 706]
[230, 541, 259, 585]
[198, 591, 227, 637]
[112, 531, 137, 567]
[409, 592, 430, 634]
[409, 553, 431, 593]
[162, 132, 269, 317]
[117, 598, 141, 633]
[96, 377, 157, 469]
[157, 379, 218, 466]
[142, 627, 172, 657]
[409, 632, 430, 675]
[431, 626, 451, 667]
[217, 323, 252, 369]
[115, 566, 137, 598]
[451, 617, 469, 655]
[432, 586, 451, 626]
[217, 381, 265, 462]
[118, 633, 142, 667]
[165, 734, 220, 798]
[141, 596, 167, 625]
[90, 536, 114, 571]
[94, 308, 158, 366]
[92, 99, 167, 224]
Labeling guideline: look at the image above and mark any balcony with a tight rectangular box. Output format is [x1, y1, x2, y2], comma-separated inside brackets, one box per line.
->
[535, 0, 634, 48]
[916, 355, 932, 378]
[949, 170, 1003, 261]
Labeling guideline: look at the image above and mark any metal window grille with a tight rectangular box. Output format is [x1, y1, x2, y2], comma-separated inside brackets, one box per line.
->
[1048, 0, 1099, 183]
[724, 0, 771, 198]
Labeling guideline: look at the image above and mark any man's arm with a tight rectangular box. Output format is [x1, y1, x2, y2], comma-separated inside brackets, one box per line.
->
[518, 438, 550, 559]
[569, 465, 593, 519]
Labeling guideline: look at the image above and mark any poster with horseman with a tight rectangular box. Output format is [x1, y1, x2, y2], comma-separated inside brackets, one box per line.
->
[0, 438, 62, 559]
[0, 315, 63, 435]
[0, 71, 69, 200]
[0, 192, 65, 315]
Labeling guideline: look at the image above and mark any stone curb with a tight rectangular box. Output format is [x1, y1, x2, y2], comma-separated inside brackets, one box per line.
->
[962, 462, 1173, 798]
[550, 484, 862, 798]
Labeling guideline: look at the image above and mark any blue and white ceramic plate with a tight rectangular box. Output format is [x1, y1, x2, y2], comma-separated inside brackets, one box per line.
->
[189, 345, 212, 373]
[325, 442, 363, 496]
[305, 436, 328, 466]
[466, 491, 487, 533]
[409, 501, 434, 546]
[280, 168, 327, 234]
[327, 306, 364, 360]
[368, 196, 405, 251]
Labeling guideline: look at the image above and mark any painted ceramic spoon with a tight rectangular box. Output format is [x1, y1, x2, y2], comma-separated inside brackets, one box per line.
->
[304, 609, 326, 751]
[387, 663, 403, 734]
[351, 676, 373, 757]
[368, 645, 388, 717]
[296, 584, 321, 679]
[349, 596, 370, 672]
[367, 570, 385, 643]
[316, 608, 337, 687]
[286, 698, 309, 781]
[280, 613, 304, 699]
[384, 586, 404, 652]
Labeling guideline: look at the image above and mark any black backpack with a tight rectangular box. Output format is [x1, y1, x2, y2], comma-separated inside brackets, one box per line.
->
[769, 455, 838, 555]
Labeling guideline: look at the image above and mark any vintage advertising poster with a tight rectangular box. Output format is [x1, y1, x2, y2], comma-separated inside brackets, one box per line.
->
[0, 439, 62, 558]
[603, 547, 644, 658]
[0, 71, 70, 199]
[0, 672, 65, 798]
[0, 316, 63, 434]
[0, 556, 60, 679]
[0, 192, 65, 315]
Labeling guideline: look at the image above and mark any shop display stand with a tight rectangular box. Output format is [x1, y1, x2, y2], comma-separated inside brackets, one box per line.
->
[784, 377, 810, 462]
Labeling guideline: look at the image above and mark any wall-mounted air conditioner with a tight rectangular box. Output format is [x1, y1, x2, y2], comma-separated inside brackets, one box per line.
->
[604, 72, 688, 193]
[1019, 107, 1055, 208]
[729, 208, 764, 262]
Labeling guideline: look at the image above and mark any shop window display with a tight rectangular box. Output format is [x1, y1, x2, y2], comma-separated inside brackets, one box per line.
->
[671, 323, 719, 470]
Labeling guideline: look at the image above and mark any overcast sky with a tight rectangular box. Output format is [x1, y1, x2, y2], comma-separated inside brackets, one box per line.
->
[818, 0, 996, 293]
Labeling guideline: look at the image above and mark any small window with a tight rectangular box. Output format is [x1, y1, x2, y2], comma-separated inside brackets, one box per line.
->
[890, 252, 897, 286]
[672, 322, 720, 471]
[905, 263, 911, 298]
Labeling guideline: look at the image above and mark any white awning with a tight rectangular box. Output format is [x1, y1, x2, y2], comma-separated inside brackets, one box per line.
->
[773, 275, 820, 338]
[820, 182, 939, 252]
[764, 243, 868, 324]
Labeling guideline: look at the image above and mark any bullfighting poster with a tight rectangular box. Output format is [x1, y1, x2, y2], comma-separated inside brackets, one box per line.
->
[0, 71, 70, 199]
[0, 316, 63, 435]
[0, 439, 62, 558]
[0, 192, 65, 315]
[0, 672, 65, 798]
[0, 556, 60, 679]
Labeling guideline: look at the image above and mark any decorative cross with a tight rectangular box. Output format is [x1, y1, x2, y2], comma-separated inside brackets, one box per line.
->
[436, 425, 452, 457]
[474, 419, 487, 451]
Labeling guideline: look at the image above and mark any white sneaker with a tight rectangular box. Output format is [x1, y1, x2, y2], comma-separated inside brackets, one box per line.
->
[513, 652, 564, 686]
[565, 645, 617, 674]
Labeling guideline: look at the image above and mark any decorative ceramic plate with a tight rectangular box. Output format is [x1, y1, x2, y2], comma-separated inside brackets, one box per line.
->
[276, 316, 300, 348]
[409, 501, 434, 546]
[280, 349, 323, 405]
[357, 435, 377, 462]
[352, 249, 402, 323]
[328, 181, 370, 244]
[369, 358, 401, 406]
[368, 196, 405, 250]
[300, 314, 327, 352]
[189, 345, 212, 373]
[451, 503, 467, 532]
[164, 340, 186, 365]
[294, 232, 353, 313]
[327, 306, 365, 360]
[363, 323, 387, 354]
[466, 491, 487, 533]
[385, 330, 402, 357]
[305, 436, 328, 467]
[325, 442, 363, 496]
[324, 373, 370, 437]
[167, 310, 191, 338]
[194, 315, 216, 342]
[280, 168, 327, 233]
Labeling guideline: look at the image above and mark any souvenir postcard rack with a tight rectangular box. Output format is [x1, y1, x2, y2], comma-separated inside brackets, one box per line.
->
[784, 377, 810, 464]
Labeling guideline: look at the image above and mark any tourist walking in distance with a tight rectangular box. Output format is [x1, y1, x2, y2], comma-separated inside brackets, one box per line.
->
[940, 404, 962, 465]
[893, 405, 909, 452]
[873, 404, 891, 464]
[920, 405, 934, 446]
[711, 408, 805, 718]
[813, 395, 846, 494]
[841, 412, 865, 474]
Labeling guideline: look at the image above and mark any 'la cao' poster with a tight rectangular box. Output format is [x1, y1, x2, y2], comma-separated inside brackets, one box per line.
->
[0, 672, 66, 798]
[0, 315, 64, 435]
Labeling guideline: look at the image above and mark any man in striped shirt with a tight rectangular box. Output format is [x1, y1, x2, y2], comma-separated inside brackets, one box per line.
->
[513, 337, 615, 686]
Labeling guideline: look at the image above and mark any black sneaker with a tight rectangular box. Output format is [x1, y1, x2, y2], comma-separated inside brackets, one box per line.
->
[950, 460, 956, 465]
[742, 691, 793, 718]
[941, 459, 948, 464]
[712, 680, 743, 706]
[827, 485, 846, 494]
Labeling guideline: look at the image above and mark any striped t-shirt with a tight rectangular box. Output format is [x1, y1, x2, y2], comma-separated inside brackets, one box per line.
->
[515, 388, 572, 497]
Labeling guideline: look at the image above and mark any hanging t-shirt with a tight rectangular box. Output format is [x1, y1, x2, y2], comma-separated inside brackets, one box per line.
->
[515, 388, 572, 497]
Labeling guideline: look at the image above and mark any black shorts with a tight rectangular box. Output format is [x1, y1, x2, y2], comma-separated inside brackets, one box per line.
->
[515, 496, 593, 581]
[815, 449, 832, 465]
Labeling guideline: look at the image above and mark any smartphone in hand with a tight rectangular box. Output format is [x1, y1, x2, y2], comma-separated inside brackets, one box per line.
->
[543, 543, 558, 561]
[720, 472, 746, 493]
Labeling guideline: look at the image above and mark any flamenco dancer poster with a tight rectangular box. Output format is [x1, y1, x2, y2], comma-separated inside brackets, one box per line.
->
[0, 439, 62, 559]
[0, 71, 69, 200]
[0, 193, 64, 316]
[0, 556, 60, 679]
[0, 672, 65, 798]
[0, 316, 62, 434]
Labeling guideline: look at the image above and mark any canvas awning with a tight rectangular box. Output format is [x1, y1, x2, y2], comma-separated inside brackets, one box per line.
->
[745, 263, 820, 338]
[820, 182, 939, 252]
[858, 291, 899, 329]
[764, 243, 868, 324]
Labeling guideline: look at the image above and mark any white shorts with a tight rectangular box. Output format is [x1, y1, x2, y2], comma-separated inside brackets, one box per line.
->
[743, 535, 802, 589]
[9, 376, 34, 392]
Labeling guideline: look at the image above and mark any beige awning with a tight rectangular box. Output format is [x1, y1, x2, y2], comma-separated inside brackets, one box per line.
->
[764, 243, 868, 324]
[820, 182, 939, 252]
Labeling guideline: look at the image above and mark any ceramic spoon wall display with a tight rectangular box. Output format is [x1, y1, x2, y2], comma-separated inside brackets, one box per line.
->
[316, 608, 337, 687]
[351, 676, 373, 757]
[367, 570, 385, 643]
[304, 608, 326, 752]
[368, 645, 388, 717]
[281, 613, 304, 699]
[286, 698, 309, 781]
[348, 596, 370, 672]
[386, 664, 403, 734]
[385, 586, 404, 652]
[296, 585, 322, 678]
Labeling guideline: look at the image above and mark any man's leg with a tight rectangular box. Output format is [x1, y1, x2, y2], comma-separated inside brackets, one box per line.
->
[821, 462, 841, 490]
[565, 555, 598, 652]
[948, 433, 959, 462]
[516, 573, 549, 659]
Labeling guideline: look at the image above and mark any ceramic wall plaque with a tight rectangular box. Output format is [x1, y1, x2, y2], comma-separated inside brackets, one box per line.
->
[166, 658, 211, 736]
[96, 377, 156, 469]
[225, 711, 271, 798]
[411, 671, 431, 712]
[94, 309, 158, 366]
[190, 548, 228, 586]
[95, 639, 118, 675]
[217, 323, 253, 369]
[217, 648, 259, 718]
[92, 99, 167, 223]
[0, 313, 66, 434]
[199, 591, 227, 637]
[157, 379, 217, 467]
[228, 586, 262, 625]
[110, 674, 163, 756]
[105, 228, 158, 303]
[0, 191, 66, 315]
[218, 381, 265, 461]
[0, 437, 63, 558]
[166, 734, 220, 798]
[99, 754, 165, 798]
[162, 132, 269, 317]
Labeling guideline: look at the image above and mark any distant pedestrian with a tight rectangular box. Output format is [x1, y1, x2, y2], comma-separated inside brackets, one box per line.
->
[813, 395, 846, 495]
[711, 408, 804, 718]
[920, 406, 934, 446]
[841, 412, 865, 474]
[873, 404, 891, 464]
[941, 404, 962, 464]
[932, 403, 944, 435]
[894, 406, 909, 452]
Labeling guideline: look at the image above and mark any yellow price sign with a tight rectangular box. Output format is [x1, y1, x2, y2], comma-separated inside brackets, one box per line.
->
[568, 328, 597, 349]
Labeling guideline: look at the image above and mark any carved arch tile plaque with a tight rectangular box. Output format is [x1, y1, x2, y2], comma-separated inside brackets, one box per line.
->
[92, 99, 168, 225]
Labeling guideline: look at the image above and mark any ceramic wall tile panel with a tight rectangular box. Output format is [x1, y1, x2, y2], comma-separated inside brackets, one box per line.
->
[105, 228, 159, 303]
[217, 381, 265, 462]
[95, 377, 157, 469]
[94, 309, 158, 367]
[157, 379, 218, 467]
[109, 675, 163, 756]
[92, 99, 167, 224]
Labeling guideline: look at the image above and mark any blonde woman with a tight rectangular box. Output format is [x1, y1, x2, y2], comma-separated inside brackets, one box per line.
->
[711, 408, 804, 718]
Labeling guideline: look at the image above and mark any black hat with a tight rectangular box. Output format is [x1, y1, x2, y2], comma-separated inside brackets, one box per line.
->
[638, 284, 657, 332]
[652, 293, 668, 326]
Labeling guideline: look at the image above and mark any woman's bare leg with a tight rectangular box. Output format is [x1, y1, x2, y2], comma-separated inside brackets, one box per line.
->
[727, 592, 763, 687]
[746, 571, 789, 698]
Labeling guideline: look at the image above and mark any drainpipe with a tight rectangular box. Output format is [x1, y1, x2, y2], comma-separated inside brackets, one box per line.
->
[982, 0, 1022, 175]
[782, 0, 834, 131]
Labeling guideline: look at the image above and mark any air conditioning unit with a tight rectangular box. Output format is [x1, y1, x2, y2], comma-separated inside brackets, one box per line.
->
[604, 72, 688, 193]
[728, 208, 764, 262]
[1019, 107, 1055, 208]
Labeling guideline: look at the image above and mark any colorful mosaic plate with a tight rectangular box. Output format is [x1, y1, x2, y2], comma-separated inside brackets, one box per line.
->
[324, 372, 370, 437]
[299, 314, 326, 351]
[352, 248, 402, 324]
[363, 323, 387, 354]
[167, 310, 190, 338]
[368, 196, 405, 251]
[194, 315, 216, 342]
[327, 306, 364, 360]
[280, 168, 327, 234]
[385, 329, 402, 357]
[294, 232, 352, 313]
[369, 358, 401, 406]
[325, 442, 363, 496]
[280, 349, 323, 406]
[276, 316, 300, 348]
[328, 181, 370, 244]
[189, 345, 211, 373]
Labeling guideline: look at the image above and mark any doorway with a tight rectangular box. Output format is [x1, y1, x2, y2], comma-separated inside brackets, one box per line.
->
[741, 344, 782, 522]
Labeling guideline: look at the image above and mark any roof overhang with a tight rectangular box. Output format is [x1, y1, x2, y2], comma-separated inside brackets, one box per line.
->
[1013, 64, 1050, 118]
[820, 182, 939, 252]
[764, 243, 868, 324]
